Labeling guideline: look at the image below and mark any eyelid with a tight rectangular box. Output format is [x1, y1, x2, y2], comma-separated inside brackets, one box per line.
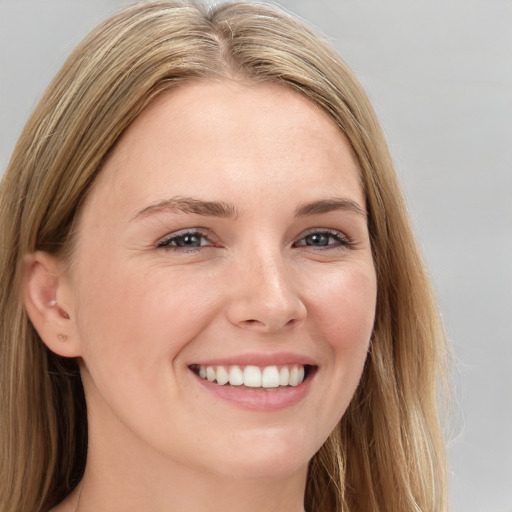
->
[156, 227, 354, 252]
[294, 228, 354, 248]
[157, 228, 214, 249]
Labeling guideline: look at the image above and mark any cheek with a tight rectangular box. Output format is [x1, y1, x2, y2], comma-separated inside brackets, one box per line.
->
[305, 265, 377, 352]
[303, 263, 376, 417]
[73, 256, 223, 374]
[294, 263, 376, 441]
[73, 261, 225, 439]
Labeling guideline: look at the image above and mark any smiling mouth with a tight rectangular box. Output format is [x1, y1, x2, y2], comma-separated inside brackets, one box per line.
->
[189, 364, 314, 390]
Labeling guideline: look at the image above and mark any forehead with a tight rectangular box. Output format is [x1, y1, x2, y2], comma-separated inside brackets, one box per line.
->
[82, 79, 363, 220]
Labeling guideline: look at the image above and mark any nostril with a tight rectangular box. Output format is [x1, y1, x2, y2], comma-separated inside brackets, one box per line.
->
[226, 286, 307, 332]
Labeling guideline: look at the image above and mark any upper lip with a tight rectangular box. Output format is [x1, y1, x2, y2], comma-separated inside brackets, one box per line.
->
[189, 352, 318, 367]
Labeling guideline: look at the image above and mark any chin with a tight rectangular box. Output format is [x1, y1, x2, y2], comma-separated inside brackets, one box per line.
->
[205, 425, 319, 481]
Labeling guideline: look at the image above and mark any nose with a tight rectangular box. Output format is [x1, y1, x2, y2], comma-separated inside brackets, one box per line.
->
[225, 248, 307, 333]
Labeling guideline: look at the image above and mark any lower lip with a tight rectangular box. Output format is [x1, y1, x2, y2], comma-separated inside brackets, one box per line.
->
[192, 370, 315, 411]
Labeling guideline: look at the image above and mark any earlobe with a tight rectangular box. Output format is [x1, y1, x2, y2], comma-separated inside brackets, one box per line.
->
[23, 251, 81, 358]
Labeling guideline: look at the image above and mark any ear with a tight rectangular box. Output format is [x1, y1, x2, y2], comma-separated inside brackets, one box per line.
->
[23, 251, 82, 358]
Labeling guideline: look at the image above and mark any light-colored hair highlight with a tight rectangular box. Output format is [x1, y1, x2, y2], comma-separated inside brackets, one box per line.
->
[0, 2, 449, 511]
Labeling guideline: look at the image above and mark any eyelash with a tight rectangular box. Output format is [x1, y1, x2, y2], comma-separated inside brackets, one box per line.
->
[292, 229, 354, 250]
[157, 229, 213, 251]
[157, 228, 353, 252]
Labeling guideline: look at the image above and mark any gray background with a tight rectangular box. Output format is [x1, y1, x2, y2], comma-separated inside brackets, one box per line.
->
[1, 1, 510, 510]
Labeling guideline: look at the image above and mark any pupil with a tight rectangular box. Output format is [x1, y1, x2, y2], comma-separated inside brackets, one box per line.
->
[307, 233, 328, 246]
[179, 234, 200, 247]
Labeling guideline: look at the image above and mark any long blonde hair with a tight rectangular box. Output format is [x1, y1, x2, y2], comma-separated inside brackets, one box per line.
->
[0, 1, 449, 511]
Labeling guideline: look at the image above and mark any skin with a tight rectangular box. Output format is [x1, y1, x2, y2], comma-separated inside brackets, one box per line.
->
[28, 80, 377, 512]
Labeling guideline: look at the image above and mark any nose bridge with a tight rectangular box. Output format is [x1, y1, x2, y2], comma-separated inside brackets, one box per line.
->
[226, 243, 306, 331]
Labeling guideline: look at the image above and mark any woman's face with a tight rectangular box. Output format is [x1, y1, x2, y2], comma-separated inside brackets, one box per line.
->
[66, 80, 377, 481]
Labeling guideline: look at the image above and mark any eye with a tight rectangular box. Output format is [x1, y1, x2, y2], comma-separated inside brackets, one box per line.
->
[158, 229, 212, 250]
[294, 229, 352, 249]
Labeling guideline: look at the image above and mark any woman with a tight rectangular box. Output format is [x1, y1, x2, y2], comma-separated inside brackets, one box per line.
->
[0, 1, 449, 511]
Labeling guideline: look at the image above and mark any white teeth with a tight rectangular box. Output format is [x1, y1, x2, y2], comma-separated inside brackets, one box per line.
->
[289, 365, 301, 387]
[261, 366, 280, 388]
[229, 365, 244, 386]
[195, 363, 307, 388]
[244, 365, 262, 387]
[206, 366, 216, 381]
[279, 366, 290, 386]
[216, 365, 229, 385]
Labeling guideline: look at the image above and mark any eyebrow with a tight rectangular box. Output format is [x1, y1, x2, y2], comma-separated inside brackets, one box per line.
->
[131, 196, 238, 221]
[131, 196, 366, 221]
[295, 198, 367, 219]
